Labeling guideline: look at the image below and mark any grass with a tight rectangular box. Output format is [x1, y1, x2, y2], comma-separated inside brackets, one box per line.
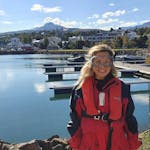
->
[139, 129, 150, 150]
[36, 48, 144, 54]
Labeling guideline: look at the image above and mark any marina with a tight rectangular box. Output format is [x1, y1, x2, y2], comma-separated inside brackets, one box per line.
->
[115, 61, 150, 79]
[43, 60, 150, 81]
[0, 54, 149, 143]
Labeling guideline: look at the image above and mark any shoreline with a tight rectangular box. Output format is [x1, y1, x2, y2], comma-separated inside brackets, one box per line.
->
[0, 129, 149, 150]
[0, 135, 70, 150]
[0, 48, 147, 55]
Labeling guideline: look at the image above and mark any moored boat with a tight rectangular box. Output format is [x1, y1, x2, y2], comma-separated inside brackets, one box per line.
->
[67, 54, 85, 62]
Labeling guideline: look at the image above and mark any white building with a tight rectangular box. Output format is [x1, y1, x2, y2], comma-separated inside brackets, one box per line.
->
[126, 31, 137, 39]
[47, 36, 61, 49]
[7, 37, 23, 50]
[68, 36, 84, 43]
[74, 30, 124, 42]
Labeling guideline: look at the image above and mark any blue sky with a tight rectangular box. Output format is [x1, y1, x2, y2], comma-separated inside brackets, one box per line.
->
[0, 0, 149, 33]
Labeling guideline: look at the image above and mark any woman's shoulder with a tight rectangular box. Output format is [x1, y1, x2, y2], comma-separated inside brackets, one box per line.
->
[120, 79, 130, 89]
[72, 84, 83, 98]
[69, 85, 83, 108]
[117, 78, 131, 97]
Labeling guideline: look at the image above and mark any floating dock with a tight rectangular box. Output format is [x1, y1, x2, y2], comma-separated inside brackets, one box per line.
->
[119, 69, 139, 78]
[45, 71, 80, 81]
[43, 61, 84, 67]
[43, 65, 82, 73]
[50, 80, 150, 95]
[115, 61, 150, 79]
[43, 61, 150, 81]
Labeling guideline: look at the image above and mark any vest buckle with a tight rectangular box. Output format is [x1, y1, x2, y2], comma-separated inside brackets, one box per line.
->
[101, 113, 109, 121]
[94, 115, 100, 120]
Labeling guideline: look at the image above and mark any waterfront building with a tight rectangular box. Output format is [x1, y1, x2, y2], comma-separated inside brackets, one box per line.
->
[126, 31, 138, 39]
[47, 36, 61, 50]
[7, 37, 23, 50]
[68, 30, 124, 43]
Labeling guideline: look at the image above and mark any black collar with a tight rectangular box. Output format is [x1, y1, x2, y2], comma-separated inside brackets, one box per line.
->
[95, 73, 114, 91]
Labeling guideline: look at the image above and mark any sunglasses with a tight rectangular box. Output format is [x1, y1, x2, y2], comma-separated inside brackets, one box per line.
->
[92, 61, 112, 68]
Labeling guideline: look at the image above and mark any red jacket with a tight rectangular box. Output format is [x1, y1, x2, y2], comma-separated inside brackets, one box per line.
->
[67, 76, 142, 150]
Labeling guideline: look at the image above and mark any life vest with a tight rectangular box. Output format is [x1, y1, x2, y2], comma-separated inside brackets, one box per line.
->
[69, 76, 142, 150]
[82, 76, 122, 120]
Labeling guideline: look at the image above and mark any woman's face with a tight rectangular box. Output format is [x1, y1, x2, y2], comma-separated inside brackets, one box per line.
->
[92, 51, 112, 80]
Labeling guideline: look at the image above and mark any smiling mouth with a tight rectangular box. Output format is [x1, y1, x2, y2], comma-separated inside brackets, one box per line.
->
[98, 69, 106, 72]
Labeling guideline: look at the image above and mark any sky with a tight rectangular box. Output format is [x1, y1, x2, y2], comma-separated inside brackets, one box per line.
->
[0, 0, 149, 33]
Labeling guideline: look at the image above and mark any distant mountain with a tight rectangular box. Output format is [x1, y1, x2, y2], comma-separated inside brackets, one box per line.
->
[122, 22, 150, 30]
[137, 22, 150, 28]
[32, 21, 150, 32]
[33, 22, 65, 31]
[0, 22, 66, 36]
[0, 21, 150, 35]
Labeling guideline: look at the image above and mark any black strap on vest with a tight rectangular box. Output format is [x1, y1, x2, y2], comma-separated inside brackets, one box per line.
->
[106, 120, 113, 150]
[82, 111, 109, 121]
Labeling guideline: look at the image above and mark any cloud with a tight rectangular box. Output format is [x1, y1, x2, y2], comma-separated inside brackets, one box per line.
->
[109, 3, 115, 7]
[31, 4, 61, 13]
[97, 18, 119, 25]
[132, 8, 139, 12]
[43, 17, 77, 28]
[1, 21, 13, 24]
[77, 21, 97, 29]
[0, 10, 6, 16]
[43, 6, 61, 13]
[132, 94, 149, 105]
[31, 4, 42, 11]
[0, 69, 14, 91]
[88, 14, 99, 19]
[119, 21, 137, 27]
[101, 26, 116, 31]
[139, 20, 150, 24]
[102, 10, 126, 18]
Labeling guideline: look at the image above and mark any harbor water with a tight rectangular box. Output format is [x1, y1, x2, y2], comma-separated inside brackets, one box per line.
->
[0, 54, 149, 143]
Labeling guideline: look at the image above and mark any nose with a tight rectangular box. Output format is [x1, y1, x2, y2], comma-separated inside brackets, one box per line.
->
[98, 63, 105, 68]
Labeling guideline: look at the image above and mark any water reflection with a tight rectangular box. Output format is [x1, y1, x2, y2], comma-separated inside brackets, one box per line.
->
[0, 69, 14, 91]
[34, 83, 47, 93]
[132, 93, 149, 131]
[132, 93, 149, 105]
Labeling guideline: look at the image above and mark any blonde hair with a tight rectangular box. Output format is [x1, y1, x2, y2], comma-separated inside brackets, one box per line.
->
[76, 44, 117, 89]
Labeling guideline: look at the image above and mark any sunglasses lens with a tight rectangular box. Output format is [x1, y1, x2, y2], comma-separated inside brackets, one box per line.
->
[92, 62, 112, 67]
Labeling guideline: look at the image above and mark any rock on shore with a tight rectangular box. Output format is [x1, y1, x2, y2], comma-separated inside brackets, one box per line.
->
[0, 135, 71, 150]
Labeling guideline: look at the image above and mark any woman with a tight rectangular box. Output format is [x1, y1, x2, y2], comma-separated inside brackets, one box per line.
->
[67, 44, 142, 150]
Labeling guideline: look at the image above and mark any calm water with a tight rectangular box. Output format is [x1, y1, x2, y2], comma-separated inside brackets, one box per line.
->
[0, 54, 149, 143]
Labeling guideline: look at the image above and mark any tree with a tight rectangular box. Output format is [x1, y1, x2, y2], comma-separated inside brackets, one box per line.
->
[110, 28, 114, 32]
[113, 36, 123, 48]
[128, 39, 137, 48]
[122, 35, 129, 48]
[43, 38, 49, 49]
[135, 36, 148, 48]
[136, 28, 147, 36]
[66, 41, 76, 49]
[39, 43, 45, 49]
[76, 40, 84, 49]
[146, 39, 150, 51]
[19, 33, 32, 44]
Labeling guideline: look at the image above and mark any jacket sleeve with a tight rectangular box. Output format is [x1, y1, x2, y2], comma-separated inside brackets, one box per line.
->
[123, 84, 142, 150]
[67, 86, 85, 149]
